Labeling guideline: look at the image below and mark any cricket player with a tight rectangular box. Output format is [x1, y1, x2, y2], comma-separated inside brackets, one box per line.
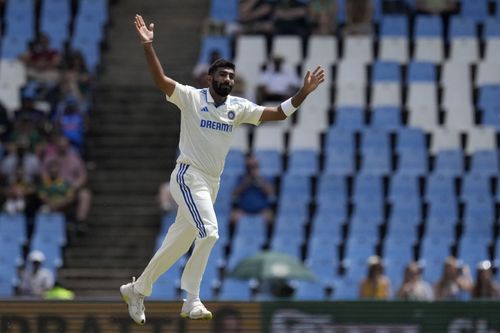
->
[120, 14, 325, 324]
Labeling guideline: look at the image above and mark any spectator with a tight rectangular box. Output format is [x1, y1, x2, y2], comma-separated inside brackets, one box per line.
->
[20, 33, 61, 87]
[11, 101, 45, 152]
[359, 255, 391, 299]
[256, 55, 301, 105]
[308, 0, 337, 35]
[434, 256, 473, 300]
[38, 159, 75, 216]
[42, 136, 91, 232]
[344, 0, 373, 36]
[18, 250, 55, 297]
[230, 154, 275, 234]
[1, 141, 41, 186]
[43, 281, 75, 300]
[60, 47, 93, 105]
[3, 165, 36, 215]
[396, 261, 434, 301]
[54, 95, 87, 154]
[471, 260, 500, 299]
[192, 50, 222, 88]
[238, 0, 275, 35]
[273, 0, 310, 37]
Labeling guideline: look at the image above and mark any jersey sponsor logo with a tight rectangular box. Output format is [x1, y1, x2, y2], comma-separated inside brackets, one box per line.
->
[200, 106, 209, 113]
[227, 110, 235, 120]
[200, 119, 233, 133]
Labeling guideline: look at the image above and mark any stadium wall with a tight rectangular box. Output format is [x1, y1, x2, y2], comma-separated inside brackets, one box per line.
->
[1, 301, 500, 332]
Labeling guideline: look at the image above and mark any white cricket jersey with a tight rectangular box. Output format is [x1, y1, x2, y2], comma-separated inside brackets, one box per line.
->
[166, 83, 264, 178]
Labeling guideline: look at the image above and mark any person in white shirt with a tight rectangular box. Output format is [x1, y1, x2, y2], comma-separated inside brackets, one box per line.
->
[256, 55, 301, 104]
[120, 14, 325, 325]
[19, 250, 54, 297]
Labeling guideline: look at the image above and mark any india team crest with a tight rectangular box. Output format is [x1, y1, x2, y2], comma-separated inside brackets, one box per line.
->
[227, 111, 235, 120]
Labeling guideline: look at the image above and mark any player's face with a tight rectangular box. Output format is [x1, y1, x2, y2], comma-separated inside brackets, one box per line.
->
[211, 67, 235, 97]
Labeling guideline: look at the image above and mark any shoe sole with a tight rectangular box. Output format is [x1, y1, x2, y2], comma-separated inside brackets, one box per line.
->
[120, 288, 146, 326]
[180, 312, 213, 320]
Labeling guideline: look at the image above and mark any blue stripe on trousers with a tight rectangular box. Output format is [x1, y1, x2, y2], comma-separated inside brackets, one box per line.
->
[176, 164, 206, 238]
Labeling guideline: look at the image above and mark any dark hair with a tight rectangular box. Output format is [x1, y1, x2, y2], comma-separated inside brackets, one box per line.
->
[208, 59, 235, 75]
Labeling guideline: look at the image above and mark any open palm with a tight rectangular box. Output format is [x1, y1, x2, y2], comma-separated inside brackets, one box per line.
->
[302, 66, 326, 94]
[134, 14, 154, 43]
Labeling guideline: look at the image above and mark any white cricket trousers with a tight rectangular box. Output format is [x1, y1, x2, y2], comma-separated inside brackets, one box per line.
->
[134, 163, 219, 297]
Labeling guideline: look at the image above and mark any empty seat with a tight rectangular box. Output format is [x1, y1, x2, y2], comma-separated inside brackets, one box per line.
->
[372, 61, 401, 83]
[461, 173, 491, 199]
[370, 83, 401, 108]
[469, 150, 499, 176]
[209, 0, 238, 23]
[379, 37, 409, 63]
[407, 84, 437, 110]
[444, 104, 474, 131]
[353, 174, 384, 201]
[478, 86, 500, 110]
[343, 36, 373, 64]
[334, 106, 365, 130]
[407, 61, 436, 82]
[414, 15, 443, 38]
[288, 126, 322, 151]
[371, 106, 402, 130]
[335, 84, 366, 107]
[440, 62, 471, 90]
[408, 104, 438, 130]
[433, 150, 464, 176]
[380, 15, 408, 37]
[286, 150, 319, 176]
[271, 36, 302, 67]
[476, 62, 500, 87]
[460, 0, 488, 22]
[253, 125, 285, 152]
[414, 39, 444, 63]
[306, 35, 338, 65]
[430, 128, 461, 154]
[254, 150, 282, 177]
[449, 17, 476, 39]
[425, 174, 456, 200]
[397, 149, 428, 176]
[397, 127, 427, 152]
[389, 174, 420, 201]
[483, 18, 500, 39]
[198, 36, 231, 64]
[449, 39, 479, 63]
[466, 127, 496, 153]
[337, 60, 367, 87]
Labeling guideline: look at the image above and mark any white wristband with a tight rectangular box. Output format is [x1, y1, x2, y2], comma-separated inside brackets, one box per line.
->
[280, 98, 298, 117]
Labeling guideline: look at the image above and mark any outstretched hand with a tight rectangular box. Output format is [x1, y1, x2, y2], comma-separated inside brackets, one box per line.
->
[134, 14, 154, 43]
[302, 66, 326, 94]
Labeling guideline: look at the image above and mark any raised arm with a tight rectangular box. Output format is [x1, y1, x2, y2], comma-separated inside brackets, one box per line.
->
[134, 14, 176, 96]
[259, 66, 326, 122]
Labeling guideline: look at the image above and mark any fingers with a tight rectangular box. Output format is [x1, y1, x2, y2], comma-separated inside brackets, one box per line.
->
[312, 66, 322, 75]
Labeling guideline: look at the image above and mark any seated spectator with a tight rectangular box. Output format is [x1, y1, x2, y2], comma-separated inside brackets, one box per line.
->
[416, 0, 457, 15]
[3, 165, 37, 215]
[344, 0, 373, 36]
[1, 141, 41, 186]
[60, 47, 93, 106]
[192, 50, 222, 88]
[38, 159, 75, 217]
[42, 136, 91, 232]
[230, 154, 275, 234]
[396, 262, 434, 301]
[11, 99, 46, 152]
[359, 255, 391, 299]
[273, 0, 309, 37]
[43, 280, 75, 300]
[54, 95, 87, 154]
[434, 256, 473, 300]
[238, 0, 275, 35]
[20, 33, 61, 87]
[256, 55, 301, 105]
[308, 0, 337, 35]
[471, 260, 500, 299]
[18, 250, 55, 297]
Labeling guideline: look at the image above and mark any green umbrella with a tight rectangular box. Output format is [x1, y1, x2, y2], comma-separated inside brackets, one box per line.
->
[228, 251, 316, 281]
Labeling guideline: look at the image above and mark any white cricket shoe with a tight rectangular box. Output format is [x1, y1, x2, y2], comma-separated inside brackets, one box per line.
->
[120, 277, 146, 325]
[180, 298, 212, 320]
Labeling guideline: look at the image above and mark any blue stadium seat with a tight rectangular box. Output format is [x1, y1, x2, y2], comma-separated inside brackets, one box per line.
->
[458, 235, 491, 279]
[33, 212, 66, 246]
[350, 210, 383, 235]
[389, 174, 420, 201]
[425, 174, 456, 201]
[469, 150, 499, 176]
[323, 149, 355, 176]
[332, 276, 358, 300]
[460, 0, 488, 22]
[461, 173, 491, 200]
[372, 61, 401, 82]
[344, 234, 378, 263]
[307, 235, 339, 264]
[478, 86, 500, 110]
[360, 150, 391, 175]
[274, 213, 307, 238]
[390, 196, 422, 221]
[419, 256, 444, 284]
[254, 150, 282, 178]
[449, 17, 476, 38]
[425, 216, 456, 240]
[397, 127, 427, 152]
[0, 35, 30, 59]
[397, 149, 428, 176]
[209, 0, 239, 23]
[463, 197, 495, 234]
[407, 61, 436, 82]
[433, 150, 464, 176]
[316, 174, 348, 205]
[310, 212, 344, 240]
[414, 15, 443, 37]
[0, 272, 14, 297]
[361, 128, 390, 154]
[420, 235, 452, 261]
[224, 150, 245, 176]
[226, 238, 263, 271]
[280, 174, 311, 201]
[386, 215, 419, 238]
[483, 18, 500, 39]
[78, 0, 108, 26]
[384, 256, 407, 290]
[5, 11, 36, 42]
[371, 107, 402, 130]
[0, 238, 23, 266]
[271, 235, 302, 259]
[0, 213, 27, 245]
[353, 174, 384, 202]
[380, 15, 408, 37]
[294, 281, 326, 300]
[198, 36, 231, 65]
[235, 215, 267, 245]
[334, 107, 365, 130]
[307, 258, 338, 285]
[427, 197, 458, 221]
[324, 127, 356, 153]
[219, 279, 252, 301]
[482, 107, 500, 129]
[286, 150, 319, 176]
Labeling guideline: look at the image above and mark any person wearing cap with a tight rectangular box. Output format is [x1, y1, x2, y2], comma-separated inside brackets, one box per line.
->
[359, 255, 391, 299]
[19, 250, 55, 297]
[396, 261, 434, 301]
[471, 260, 500, 299]
[434, 256, 473, 300]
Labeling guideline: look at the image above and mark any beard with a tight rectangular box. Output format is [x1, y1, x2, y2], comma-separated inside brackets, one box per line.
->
[212, 81, 233, 97]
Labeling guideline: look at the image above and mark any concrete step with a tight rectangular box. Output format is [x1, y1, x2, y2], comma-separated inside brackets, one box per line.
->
[65, 245, 154, 258]
[88, 205, 163, 216]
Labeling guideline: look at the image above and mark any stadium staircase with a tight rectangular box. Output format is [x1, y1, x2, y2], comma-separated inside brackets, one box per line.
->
[58, 0, 210, 297]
